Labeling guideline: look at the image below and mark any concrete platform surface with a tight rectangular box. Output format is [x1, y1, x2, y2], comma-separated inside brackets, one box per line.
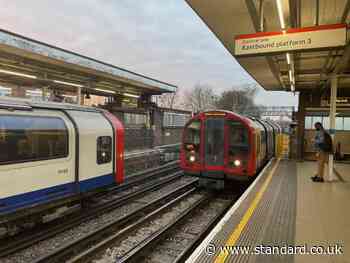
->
[295, 161, 350, 263]
[186, 159, 350, 263]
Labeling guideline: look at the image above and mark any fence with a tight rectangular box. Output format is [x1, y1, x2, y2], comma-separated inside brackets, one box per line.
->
[106, 106, 191, 151]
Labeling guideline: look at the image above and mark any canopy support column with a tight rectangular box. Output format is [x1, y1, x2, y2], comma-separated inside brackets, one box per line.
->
[42, 86, 48, 101]
[76, 86, 82, 105]
[328, 75, 337, 181]
[259, 0, 264, 32]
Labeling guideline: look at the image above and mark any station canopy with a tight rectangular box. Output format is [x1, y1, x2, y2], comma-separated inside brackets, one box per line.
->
[186, 0, 350, 92]
[0, 29, 177, 97]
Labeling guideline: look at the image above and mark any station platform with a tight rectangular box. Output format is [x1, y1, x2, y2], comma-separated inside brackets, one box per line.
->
[187, 159, 350, 263]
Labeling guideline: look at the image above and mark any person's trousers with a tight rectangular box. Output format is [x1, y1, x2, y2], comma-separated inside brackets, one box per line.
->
[317, 151, 329, 178]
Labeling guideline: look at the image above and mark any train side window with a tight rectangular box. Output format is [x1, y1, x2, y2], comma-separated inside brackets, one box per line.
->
[97, 136, 112, 164]
[0, 115, 68, 165]
[261, 130, 266, 143]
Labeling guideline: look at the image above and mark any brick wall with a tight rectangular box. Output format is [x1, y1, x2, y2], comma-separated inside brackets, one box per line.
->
[105, 105, 191, 150]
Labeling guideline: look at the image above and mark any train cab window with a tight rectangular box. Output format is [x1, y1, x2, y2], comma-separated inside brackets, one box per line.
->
[183, 120, 201, 151]
[183, 120, 201, 163]
[97, 136, 112, 164]
[0, 115, 68, 165]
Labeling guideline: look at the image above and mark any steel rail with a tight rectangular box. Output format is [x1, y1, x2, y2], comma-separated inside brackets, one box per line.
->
[117, 195, 211, 263]
[34, 181, 199, 263]
[98, 160, 180, 196]
[173, 200, 233, 263]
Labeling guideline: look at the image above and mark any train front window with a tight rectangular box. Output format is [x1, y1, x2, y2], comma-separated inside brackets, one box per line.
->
[205, 118, 224, 166]
[183, 120, 201, 163]
[184, 120, 201, 149]
[227, 120, 249, 167]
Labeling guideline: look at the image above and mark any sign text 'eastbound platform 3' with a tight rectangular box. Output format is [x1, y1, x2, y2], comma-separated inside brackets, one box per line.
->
[234, 24, 347, 56]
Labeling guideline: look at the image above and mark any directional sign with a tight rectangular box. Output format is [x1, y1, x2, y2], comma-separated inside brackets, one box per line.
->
[234, 24, 347, 56]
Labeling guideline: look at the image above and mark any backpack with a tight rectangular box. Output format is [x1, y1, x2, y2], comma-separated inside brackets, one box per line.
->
[319, 132, 333, 153]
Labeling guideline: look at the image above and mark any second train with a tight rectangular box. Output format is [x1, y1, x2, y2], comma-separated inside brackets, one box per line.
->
[180, 110, 281, 187]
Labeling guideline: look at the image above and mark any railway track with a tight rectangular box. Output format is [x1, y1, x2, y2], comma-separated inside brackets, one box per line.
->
[38, 192, 234, 263]
[0, 161, 182, 258]
[126, 196, 233, 263]
[33, 179, 200, 263]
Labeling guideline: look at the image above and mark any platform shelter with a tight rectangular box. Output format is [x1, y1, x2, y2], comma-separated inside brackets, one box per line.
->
[0, 28, 176, 106]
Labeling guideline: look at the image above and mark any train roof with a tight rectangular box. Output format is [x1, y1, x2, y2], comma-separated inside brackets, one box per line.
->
[0, 96, 102, 112]
[195, 110, 256, 127]
[196, 110, 246, 118]
[193, 110, 282, 131]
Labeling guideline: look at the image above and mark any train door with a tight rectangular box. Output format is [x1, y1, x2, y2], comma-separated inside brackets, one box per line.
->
[226, 119, 250, 170]
[256, 132, 261, 168]
[255, 119, 269, 161]
[204, 118, 225, 167]
[65, 110, 114, 192]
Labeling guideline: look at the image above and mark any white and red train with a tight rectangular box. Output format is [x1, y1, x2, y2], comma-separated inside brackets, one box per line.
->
[180, 110, 281, 183]
[0, 98, 124, 222]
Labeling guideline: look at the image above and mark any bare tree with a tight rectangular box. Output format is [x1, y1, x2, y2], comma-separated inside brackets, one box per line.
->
[184, 84, 218, 113]
[215, 83, 262, 116]
[154, 87, 186, 109]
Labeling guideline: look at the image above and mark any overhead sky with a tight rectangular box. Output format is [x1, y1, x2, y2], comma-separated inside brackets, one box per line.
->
[0, 0, 298, 107]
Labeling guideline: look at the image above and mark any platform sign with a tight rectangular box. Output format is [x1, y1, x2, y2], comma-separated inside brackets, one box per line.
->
[321, 97, 350, 107]
[234, 24, 347, 56]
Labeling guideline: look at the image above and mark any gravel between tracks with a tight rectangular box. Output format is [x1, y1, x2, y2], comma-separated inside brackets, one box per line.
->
[144, 198, 231, 262]
[92, 193, 205, 263]
[1, 177, 195, 263]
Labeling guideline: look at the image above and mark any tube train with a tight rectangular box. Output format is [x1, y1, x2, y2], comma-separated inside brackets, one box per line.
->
[0, 97, 124, 226]
[180, 110, 281, 185]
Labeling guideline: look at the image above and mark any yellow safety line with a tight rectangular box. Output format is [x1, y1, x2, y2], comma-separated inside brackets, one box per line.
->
[214, 158, 281, 263]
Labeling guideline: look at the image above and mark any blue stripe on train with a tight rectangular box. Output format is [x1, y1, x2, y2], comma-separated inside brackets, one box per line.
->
[0, 174, 114, 214]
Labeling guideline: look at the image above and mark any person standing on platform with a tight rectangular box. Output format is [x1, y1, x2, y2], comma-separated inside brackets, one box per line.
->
[311, 122, 333, 182]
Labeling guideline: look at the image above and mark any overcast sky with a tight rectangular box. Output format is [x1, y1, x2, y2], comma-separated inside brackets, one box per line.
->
[0, 0, 298, 106]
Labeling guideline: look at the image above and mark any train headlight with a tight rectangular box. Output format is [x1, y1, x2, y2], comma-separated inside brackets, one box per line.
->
[234, 159, 241, 167]
[189, 155, 196, 162]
